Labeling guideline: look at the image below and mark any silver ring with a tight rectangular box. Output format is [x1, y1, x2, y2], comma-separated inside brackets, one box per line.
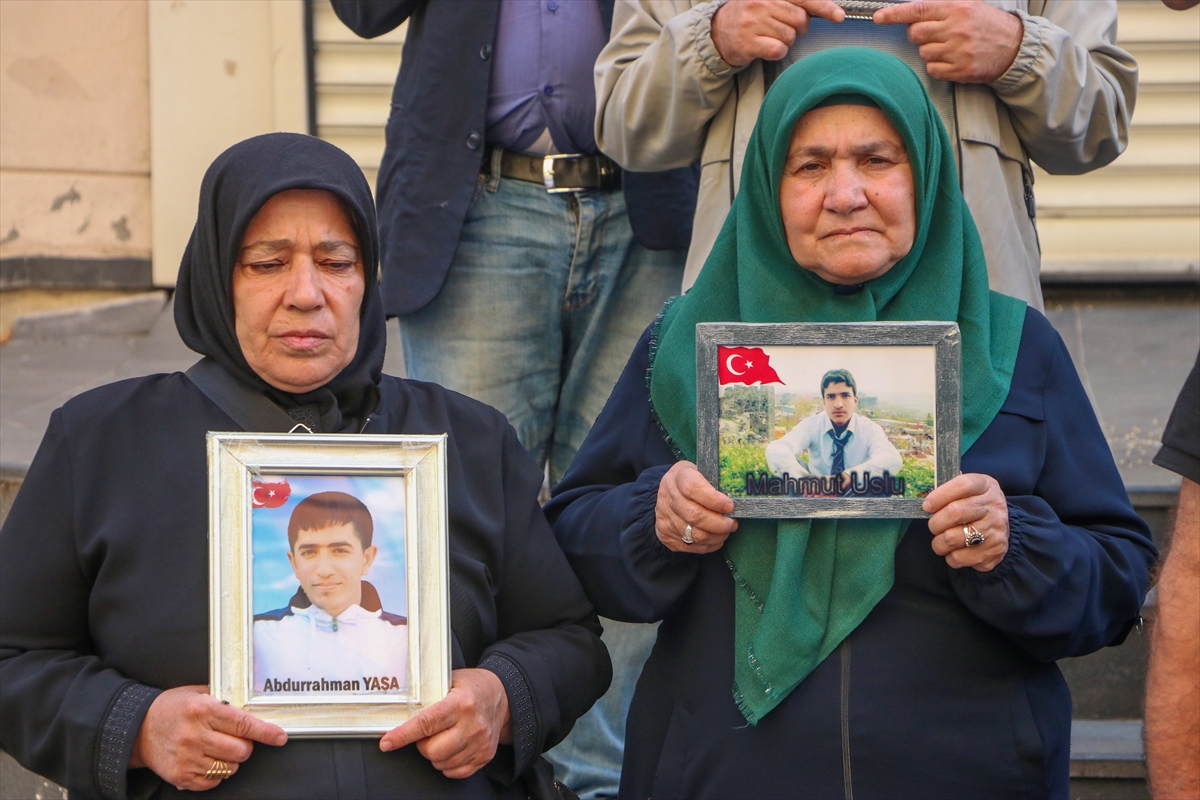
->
[963, 525, 985, 548]
[681, 524, 695, 545]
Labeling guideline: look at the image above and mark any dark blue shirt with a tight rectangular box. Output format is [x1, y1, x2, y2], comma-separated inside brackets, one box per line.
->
[485, 0, 608, 154]
[330, 0, 699, 316]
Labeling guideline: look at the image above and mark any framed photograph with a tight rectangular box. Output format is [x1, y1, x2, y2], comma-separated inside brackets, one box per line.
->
[207, 432, 451, 736]
[696, 322, 961, 518]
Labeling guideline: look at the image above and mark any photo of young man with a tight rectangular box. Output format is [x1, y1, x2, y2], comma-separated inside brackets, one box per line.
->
[253, 491, 408, 694]
[765, 368, 902, 494]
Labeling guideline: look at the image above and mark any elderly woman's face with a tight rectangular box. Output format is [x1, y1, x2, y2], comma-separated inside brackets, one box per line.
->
[233, 189, 365, 393]
[779, 104, 915, 284]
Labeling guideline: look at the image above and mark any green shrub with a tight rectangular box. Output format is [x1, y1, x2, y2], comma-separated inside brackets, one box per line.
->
[899, 458, 935, 497]
[720, 442, 770, 496]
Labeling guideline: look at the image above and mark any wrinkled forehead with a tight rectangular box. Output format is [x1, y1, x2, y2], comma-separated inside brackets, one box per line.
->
[787, 103, 908, 157]
[240, 188, 361, 251]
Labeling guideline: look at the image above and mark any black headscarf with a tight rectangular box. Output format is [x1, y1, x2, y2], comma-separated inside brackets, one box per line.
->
[175, 133, 386, 433]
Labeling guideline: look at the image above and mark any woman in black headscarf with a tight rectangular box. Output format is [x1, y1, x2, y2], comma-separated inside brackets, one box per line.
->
[0, 133, 610, 800]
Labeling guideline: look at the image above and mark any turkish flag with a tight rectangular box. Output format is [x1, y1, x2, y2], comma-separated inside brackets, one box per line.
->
[718, 346, 785, 386]
[252, 480, 291, 509]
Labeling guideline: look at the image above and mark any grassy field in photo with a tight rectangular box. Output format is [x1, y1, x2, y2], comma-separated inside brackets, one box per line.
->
[719, 440, 771, 496]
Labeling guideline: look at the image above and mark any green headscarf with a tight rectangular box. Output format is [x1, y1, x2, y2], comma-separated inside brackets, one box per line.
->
[648, 48, 1027, 724]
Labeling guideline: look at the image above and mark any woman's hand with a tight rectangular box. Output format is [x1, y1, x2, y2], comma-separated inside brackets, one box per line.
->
[379, 668, 511, 779]
[130, 685, 287, 791]
[922, 473, 1010, 572]
[656, 461, 738, 554]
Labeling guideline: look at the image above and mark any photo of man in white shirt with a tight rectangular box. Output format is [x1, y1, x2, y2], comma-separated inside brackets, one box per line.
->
[765, 369, 902, 494]
[253, 491, 408, 695]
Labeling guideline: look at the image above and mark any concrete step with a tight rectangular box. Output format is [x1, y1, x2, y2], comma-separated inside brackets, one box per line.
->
[1070, 721, 1150, 799]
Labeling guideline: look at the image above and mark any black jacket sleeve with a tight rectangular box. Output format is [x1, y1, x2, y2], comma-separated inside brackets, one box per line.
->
[472, 426, 611, 781]
[0, 411, 161, 800]
[330, 0, 420, 38]
[545, 327, 701, 623]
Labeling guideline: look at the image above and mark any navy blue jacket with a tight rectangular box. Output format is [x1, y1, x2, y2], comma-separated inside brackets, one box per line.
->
[330, 0, 699, 318]
[547, 308, 1155, 800]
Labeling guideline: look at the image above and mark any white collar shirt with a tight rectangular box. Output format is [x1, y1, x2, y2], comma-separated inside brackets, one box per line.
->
[765, 412, 902, 479]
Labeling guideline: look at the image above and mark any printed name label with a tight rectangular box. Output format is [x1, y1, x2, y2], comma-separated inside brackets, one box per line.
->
[261, 676, 402, 692]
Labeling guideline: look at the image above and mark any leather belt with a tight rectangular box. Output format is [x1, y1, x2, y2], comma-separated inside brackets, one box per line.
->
[483, 144, 621, 193]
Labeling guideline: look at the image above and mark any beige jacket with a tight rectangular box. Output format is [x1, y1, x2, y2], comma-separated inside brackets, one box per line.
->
[595, 0, 1138, 310]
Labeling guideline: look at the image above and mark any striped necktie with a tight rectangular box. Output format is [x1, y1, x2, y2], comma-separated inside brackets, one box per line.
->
[830, 427, 852, 478]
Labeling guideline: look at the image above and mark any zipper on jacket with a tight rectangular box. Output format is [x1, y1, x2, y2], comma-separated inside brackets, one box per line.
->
[841, 639, 854, 800]
[952, 86, 963, 192]
[1022, 168, 1041, 254]
[728, 75, 741, 207]
[1023, 170, 1037, 223]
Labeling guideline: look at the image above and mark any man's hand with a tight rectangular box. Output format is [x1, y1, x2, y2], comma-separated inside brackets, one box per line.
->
[711, 0, 845, 67]
[131, 685, 287, 791]
[874, 1, 1023, 84]
[656, 461, 738, 553]
[380, 669, 511, 779]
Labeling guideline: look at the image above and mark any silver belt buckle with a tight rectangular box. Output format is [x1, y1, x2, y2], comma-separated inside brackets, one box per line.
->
[543, 154, 582, 194]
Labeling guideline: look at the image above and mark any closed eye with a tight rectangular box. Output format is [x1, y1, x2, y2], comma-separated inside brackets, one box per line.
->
[245, 260, 285, 272]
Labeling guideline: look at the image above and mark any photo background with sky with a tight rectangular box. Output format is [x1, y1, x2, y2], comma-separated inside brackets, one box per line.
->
[755, 345, 936, 411]
[252, 474, 407, 616]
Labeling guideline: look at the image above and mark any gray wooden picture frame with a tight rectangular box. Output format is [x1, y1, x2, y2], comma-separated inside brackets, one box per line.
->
[696, 322, 961, 518]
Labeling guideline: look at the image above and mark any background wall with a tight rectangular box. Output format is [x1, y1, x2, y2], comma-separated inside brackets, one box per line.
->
[0, 0, 308, 291]
[0, 0, 152, 288]
[149, 0, 308, 285]
[309, 0, 406, 193]
[1037, 0, 1200, 281]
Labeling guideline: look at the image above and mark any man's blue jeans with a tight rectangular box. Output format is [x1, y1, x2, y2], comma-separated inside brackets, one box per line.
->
[398, 150, 681, 797]
[400, 156, 682, 485]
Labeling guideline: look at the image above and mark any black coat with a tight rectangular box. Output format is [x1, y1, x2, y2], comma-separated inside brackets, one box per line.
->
[0, 372, 611, 800]
[547, 308, 1155, 800]
[329, 0, 699, 318]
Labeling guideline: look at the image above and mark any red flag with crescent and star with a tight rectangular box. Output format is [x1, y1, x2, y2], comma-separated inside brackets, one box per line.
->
[252, 479, 291, 509]
[718, 346, 785, 386]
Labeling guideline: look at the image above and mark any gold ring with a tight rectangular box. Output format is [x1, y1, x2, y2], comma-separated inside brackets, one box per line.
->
[963, 525, 986, 548]
[204, 759, 233, 780]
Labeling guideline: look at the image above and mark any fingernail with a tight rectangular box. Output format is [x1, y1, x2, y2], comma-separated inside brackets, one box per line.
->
[275, 733, 287, 746]
[380, 741, 394, 753]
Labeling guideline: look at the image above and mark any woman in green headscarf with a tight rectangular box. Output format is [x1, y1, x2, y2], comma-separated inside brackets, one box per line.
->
[547, 48, 1153, 799]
